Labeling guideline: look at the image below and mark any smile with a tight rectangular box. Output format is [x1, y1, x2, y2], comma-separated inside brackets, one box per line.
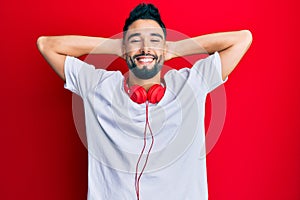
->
[136, 56, 154, 64]
[133, 54, 158, 65]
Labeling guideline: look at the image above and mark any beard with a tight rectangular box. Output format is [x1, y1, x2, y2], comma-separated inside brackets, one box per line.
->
[126, 53, 164, 80]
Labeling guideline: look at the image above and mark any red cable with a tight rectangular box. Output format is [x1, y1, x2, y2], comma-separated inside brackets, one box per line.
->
[135, 102, 155, 200]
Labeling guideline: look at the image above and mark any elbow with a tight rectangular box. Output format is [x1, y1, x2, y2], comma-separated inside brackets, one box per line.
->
[37, 36, 49, 54]
[240, 30, 253, 46]
[37, 36, 57, 54]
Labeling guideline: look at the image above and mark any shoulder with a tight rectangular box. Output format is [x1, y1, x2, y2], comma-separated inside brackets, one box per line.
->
[192, 52, 221, 69]
[65, 56, 122, 77]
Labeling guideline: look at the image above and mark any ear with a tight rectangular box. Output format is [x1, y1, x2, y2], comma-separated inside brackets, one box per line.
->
[164, 41, 171, 61]
[163, 41, 167, 56]
[121, 43, 126, 60]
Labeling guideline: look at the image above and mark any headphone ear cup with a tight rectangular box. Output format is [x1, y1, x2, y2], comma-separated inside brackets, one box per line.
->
[129, 85, 148, 104]
[147, 84, 166, 104]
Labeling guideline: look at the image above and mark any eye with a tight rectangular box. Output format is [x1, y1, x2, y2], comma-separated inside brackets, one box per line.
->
[130, 39, 141, 43]
[151, 39, 161, 43]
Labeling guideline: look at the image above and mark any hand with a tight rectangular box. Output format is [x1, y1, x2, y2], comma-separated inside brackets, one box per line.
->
[164, 41, 178, 61]
[113, 38, 124, 59]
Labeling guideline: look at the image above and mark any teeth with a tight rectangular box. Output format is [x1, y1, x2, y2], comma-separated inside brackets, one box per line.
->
[139, 58, 153, 62]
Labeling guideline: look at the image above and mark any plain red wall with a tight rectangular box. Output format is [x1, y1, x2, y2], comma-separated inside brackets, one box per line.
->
[1, 0, 299, 199]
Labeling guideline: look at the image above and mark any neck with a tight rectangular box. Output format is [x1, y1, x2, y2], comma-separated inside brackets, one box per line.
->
[128, 71, 161, 91]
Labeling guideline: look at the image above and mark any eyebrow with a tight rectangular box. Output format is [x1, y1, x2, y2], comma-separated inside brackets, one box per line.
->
[150, 33, 164, 39]
[127, 32, 164, 41]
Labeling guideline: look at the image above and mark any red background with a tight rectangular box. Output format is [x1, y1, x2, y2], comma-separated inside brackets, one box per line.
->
[1, 0, 299, 199]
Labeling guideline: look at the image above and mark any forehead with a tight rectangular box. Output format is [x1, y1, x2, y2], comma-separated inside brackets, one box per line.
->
[126, 19, 165, 38]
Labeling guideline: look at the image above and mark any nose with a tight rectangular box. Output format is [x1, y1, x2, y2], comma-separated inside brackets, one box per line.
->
[140, 39, 150, 53]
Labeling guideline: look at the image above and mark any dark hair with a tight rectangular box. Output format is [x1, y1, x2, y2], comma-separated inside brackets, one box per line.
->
[123, 3, 166, 38]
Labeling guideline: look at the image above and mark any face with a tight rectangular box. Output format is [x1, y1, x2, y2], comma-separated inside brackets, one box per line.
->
[123, 19, 166, 80]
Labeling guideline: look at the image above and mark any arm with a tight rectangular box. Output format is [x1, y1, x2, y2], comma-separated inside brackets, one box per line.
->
[166, 30, 253, 80]
[37, 36, 123, 81]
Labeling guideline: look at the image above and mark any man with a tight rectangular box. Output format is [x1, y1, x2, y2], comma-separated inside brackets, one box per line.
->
[37, 3, 252, 200]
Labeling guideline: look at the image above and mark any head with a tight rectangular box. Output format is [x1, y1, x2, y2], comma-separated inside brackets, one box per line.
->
[122, 3, 167, 80]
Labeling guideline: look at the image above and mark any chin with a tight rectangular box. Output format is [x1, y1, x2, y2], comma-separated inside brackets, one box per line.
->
[139, 64, 155, 70]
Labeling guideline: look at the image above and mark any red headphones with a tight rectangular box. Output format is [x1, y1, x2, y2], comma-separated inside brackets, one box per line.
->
[124, 79, 165, 200]
[125, 80, 166, 104]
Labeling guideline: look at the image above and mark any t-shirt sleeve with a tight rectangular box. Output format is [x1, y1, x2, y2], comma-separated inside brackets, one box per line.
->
[191, 52, 227, 93]
[64, 56, 102, 97]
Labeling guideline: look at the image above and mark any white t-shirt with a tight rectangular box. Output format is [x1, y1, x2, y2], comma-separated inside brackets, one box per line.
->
[64, 52, 225, 200]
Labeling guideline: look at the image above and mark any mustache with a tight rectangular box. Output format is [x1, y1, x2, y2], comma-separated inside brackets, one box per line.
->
[132, 53, 158, 60]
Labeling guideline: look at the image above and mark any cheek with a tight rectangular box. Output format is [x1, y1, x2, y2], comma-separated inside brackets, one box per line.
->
[125, 42, 142, 52]
[125, 47, 139, 55]
[157, 48, 166, 56]
[154, 43, 166, 53]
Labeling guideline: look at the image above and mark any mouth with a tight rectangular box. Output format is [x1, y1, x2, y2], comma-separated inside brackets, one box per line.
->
[133, 54, 157, 66]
